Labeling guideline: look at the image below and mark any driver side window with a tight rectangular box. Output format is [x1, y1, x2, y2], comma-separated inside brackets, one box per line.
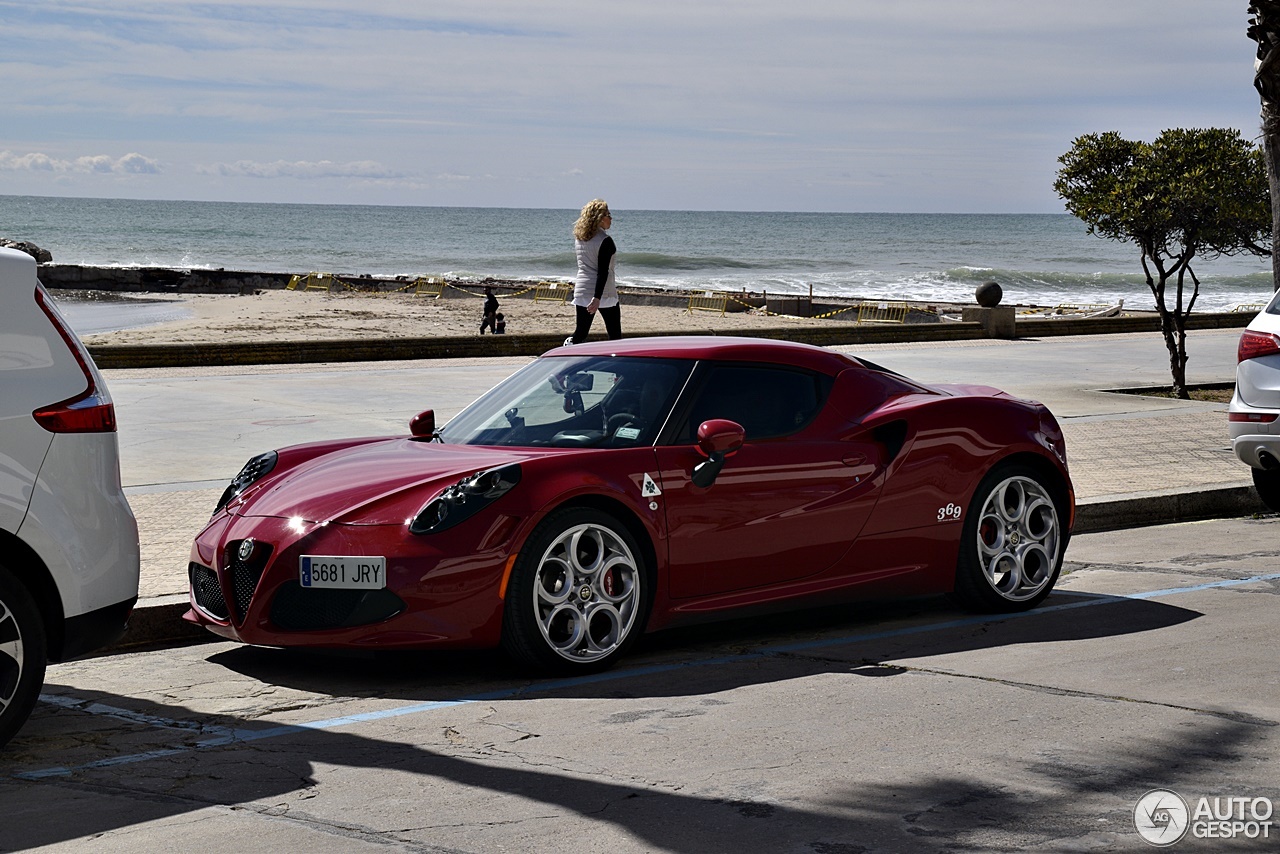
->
[677, 364, 829, 443]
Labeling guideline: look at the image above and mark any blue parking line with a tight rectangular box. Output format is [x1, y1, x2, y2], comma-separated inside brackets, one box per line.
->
[16, 571, 1280, 782]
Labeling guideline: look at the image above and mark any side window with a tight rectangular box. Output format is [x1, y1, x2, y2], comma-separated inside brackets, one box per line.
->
[677, 364, 831, 442]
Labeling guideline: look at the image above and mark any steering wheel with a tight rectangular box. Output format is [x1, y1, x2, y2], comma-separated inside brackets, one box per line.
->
[607, 412, 640, 436]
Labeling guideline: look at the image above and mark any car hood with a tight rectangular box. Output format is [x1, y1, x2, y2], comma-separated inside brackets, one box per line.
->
[230, 439, 538, 525]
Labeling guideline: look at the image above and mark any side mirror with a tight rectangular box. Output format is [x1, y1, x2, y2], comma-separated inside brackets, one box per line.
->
[409, 409, 436, 438]
[697, 419, 745, 456]
[691, 419, 744, 488]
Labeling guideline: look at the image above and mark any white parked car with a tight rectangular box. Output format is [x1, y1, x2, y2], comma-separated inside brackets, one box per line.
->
[0, 246, 140, 747]
[1229, 289, 1280, 511]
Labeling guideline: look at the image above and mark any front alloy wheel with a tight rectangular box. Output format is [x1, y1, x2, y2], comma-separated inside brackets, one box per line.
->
[503, 508, 648, 673]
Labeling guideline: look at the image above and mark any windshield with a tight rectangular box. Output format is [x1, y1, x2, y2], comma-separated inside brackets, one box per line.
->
[438, 355, 693, 448]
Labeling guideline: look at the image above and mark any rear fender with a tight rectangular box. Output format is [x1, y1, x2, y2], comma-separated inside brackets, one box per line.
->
[860, 396, 1062, 537]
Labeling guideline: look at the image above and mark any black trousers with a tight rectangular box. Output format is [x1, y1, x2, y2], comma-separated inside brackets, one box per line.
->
[571, 304, 621, 343]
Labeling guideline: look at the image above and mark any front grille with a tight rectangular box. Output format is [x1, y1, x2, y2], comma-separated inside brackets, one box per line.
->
[190, 563, 229, 621]
[270, 582, 405, 632]
[226, 540, 273, 623]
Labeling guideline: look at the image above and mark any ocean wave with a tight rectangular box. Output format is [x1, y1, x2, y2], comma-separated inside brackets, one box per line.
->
[12, 197, 1274, 312]
[622, 252, 789, 271]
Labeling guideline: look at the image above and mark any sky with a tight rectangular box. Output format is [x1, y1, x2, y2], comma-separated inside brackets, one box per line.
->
[0, 1, 1267, 213]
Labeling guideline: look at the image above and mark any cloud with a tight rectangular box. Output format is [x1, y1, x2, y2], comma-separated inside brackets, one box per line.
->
[0, 150, 161, 174]
[0, 1, 1262, 210]
[202, 159, 403, 180]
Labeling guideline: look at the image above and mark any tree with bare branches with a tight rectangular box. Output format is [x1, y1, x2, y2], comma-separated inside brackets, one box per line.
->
[1055, 128, 1270, 398]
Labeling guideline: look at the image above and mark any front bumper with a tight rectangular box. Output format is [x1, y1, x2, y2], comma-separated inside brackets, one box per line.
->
[184, 511, 514, 650]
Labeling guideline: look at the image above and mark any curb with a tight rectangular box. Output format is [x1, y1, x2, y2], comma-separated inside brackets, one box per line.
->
[99, 486, 1271, 656]
[1073, 484, 1268, 533]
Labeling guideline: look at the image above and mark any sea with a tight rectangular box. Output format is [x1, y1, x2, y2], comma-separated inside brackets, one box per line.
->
[3, 194, 1275, 315]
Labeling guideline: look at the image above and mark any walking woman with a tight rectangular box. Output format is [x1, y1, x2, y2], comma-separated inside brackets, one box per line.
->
[567, 199, 621, 344]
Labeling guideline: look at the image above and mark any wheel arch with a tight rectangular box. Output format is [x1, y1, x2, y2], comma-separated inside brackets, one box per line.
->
[543, 494, 661, 584]
[0, 528, 65, 660]
[989, 450, 1074, 533]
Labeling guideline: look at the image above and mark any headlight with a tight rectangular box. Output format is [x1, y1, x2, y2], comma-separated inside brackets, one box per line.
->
[409, 463, 522, 535]
[214, 451, 279, 514]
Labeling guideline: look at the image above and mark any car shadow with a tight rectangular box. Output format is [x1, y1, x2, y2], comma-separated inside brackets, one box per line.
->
[199, 590, 1201, 702]
[2, 676, 1267, 851]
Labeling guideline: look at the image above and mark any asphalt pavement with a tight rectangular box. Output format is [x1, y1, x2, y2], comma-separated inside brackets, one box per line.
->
[104, 327, 1270, 649]
[7, 516, 1278, 852]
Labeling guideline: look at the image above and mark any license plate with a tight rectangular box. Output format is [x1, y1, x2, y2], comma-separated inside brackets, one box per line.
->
[299, 555, 386, 589]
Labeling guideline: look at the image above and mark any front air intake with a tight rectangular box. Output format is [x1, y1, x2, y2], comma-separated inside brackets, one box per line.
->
[189, 563, 229, 621]
[225, 540, 273, 624]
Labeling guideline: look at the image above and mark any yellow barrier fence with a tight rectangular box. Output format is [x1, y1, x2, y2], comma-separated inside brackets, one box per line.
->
[856, 302, 908, 324]
[534, 282, 573, 303]
[687, 293, 728, 316]
[414, 276, 446, 298]
[285, 272, 339, 292]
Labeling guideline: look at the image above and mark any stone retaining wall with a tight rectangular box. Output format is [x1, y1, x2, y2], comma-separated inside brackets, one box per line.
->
[87, 323, 991, 369]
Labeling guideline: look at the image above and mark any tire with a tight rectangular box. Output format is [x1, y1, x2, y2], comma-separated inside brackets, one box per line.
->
[954, 464, 1066, 613]
[502, 507, 651, 674]
[1252, 467, 1280, 513]
[0, 566, 47, 749]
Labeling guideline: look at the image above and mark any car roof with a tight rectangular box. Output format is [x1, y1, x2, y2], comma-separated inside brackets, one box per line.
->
[546, 335, 863, 375]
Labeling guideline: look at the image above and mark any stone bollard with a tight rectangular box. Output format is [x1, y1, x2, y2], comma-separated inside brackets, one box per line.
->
[961, 280, 1016, 339]
[961, 305, 1016, 338]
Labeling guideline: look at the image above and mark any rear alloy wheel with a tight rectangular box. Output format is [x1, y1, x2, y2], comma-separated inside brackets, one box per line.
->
[0, 566, 47, 749]
[955, 466, 1065, 612]
[503, 508, 649, 673]
[1252, 466, 1280, 513]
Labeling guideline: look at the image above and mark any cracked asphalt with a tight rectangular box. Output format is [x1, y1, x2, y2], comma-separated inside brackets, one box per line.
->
[4, 517, 1277, 852]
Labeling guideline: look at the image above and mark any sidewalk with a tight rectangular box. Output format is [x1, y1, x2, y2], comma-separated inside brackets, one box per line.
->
[106, 328, 1270, 650]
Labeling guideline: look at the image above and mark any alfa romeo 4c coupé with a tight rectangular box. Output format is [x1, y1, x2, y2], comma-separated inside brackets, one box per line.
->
[187, 337, 1074, 673]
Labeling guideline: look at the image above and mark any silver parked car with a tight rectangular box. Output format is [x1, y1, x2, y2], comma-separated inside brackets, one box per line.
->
[1229, 289, 1280, 511]
[0, 246, 140, 747]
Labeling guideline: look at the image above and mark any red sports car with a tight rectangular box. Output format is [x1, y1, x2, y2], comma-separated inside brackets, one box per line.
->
[186, 336, 1073, 672]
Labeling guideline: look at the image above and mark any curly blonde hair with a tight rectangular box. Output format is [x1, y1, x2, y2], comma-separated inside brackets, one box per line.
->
[573, 199, 611, 241]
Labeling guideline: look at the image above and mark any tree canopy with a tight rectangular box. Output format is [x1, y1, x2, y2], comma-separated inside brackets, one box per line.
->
[1054, 128, 1271, 397]
[1054, 128, 1270, 267]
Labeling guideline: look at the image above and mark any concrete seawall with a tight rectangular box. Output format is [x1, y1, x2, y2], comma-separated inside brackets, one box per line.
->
[85, 311, 1253, 370]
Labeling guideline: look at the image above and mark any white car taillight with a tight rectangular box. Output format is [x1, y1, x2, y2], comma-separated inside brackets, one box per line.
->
[30, 285, 117, 433]
[1238, 329, 1280, 363]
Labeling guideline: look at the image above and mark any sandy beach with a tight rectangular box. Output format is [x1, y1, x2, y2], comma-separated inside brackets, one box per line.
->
[70, 286, 875, 347]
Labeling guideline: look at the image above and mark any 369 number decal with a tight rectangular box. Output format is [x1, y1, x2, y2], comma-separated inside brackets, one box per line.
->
[937, 503, 962, 522]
